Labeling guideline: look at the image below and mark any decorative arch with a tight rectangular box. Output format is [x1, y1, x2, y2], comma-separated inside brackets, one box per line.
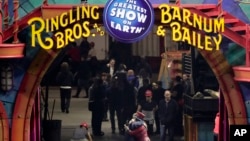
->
[0, 3, 248, 141]
[10, 48, 60, 141]
[199, 49, 247, 124]
[0, 101, 9, 141]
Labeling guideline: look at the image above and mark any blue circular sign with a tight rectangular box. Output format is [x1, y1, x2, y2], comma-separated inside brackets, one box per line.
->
[103, 0, 154, 43]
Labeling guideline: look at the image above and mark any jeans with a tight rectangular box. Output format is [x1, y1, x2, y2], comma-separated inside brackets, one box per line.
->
[160, 124, 175, 141]
[60, 88, 71, 112]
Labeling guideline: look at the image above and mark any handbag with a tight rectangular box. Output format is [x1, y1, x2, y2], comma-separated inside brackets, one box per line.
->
[88, 101, 95, 111]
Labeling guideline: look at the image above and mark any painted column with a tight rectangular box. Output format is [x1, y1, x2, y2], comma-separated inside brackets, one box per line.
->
[3, 0, 8, 28]
[13, 0, 19, 43]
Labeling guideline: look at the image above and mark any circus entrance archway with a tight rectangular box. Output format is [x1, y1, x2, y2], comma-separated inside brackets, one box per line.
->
[0, 2, 249, 141]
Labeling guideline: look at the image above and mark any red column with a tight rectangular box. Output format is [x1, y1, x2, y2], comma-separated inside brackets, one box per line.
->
[217, 0, 223, 18]
[0, 0, 25, 59]
[4, 0, 8, 28]
[233, 25, 250, 81]
[0, 0, 3, 43]
[175, 0, 180, 6]
[13, 0, 19, 43]
[246, 25, 250, 66]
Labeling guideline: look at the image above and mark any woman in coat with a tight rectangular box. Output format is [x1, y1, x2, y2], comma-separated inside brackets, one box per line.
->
[56, 62, 74, 113]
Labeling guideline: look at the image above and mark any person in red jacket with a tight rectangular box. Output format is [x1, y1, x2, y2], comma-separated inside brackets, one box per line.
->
[124, 112, 150, 141]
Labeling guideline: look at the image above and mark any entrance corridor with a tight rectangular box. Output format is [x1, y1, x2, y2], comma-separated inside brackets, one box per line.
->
[45, 87, 184, 141]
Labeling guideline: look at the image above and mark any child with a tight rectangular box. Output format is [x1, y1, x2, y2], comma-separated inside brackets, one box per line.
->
[124, 112, 150, 141]
[71, 122, 93, 141]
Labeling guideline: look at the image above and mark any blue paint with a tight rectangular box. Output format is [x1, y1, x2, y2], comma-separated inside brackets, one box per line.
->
[203, 0, 250, 23]
[1, 101, 14, 119]
[224, 43, 245, 66]
[181, 0, 203, 4]
[239, 82, 250, 123]
[245, 101, 250, 119]
[239, 82, 250, 101]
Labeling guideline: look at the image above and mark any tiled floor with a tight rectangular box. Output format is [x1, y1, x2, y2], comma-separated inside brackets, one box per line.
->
[44, 87, 183, 141]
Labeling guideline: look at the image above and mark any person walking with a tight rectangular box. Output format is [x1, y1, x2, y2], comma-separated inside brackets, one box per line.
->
[158, 90, 178, 141]
[56, 62, 74, 113]
[73, 57, 92, 98]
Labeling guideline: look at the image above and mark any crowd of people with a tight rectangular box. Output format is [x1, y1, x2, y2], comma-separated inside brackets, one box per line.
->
[56, 38, 192, 141]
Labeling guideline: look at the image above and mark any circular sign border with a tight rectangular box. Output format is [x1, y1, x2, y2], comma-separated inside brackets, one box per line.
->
[103, 0, 155, 43]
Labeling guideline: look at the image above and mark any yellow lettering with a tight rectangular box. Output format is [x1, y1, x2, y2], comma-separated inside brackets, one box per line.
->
[100, 31, 105, 36]
[204, 35, 213, 51]
[50, 16, 59, 32]
[29, 5, 102, 50]
[55, 32, 64, 49]
[60, 12, 68, 27]
[97, 27, 101, 32]
[69, 9, 75, 24]
[193, 14, 202, 30]
[214, 18, 224, 33]
[213, 35, 222, 50]
[82, 5, 90, 19]
[65, 28, 74, 45]
[192, 31, 196, 46]
[91, 6, 99, 20]
[204, 18, 213, 33]
[76, 6, 80, 21]
[159, 4, 171, 24]
[93, 23, 98, 29]
[82, 21, 90, 37]
[172, 6, 181, 21]
[182, 8, 192, 26]
[197, 33, 203, 49]
[73, 23, 82, 39]
[42, 37, 54, 50]
[182, 27, 191, 44]
[27, 17, 53, 49]
[45, 19, 50, 32]
[170, 22, 182, 41]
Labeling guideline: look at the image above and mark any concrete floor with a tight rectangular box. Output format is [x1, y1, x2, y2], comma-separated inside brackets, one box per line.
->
[44, 87, 183, 141]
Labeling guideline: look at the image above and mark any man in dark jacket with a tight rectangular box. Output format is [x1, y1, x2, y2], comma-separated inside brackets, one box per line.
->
[73, 57, 92, 98]
[158, 90, 178, 141]
[102, 58, 117, 78]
